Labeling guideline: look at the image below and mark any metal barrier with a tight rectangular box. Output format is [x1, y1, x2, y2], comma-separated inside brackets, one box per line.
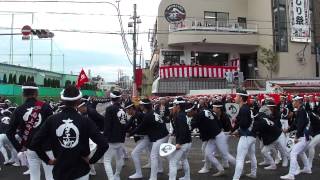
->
[243, 79, 266, 90]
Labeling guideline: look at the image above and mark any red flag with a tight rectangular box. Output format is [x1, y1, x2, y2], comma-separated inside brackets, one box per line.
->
[76, 69, 89, 88]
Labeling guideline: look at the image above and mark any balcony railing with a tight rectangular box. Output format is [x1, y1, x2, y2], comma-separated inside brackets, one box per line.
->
[169, 19, 258, 34]
[159, 65, 238, 79]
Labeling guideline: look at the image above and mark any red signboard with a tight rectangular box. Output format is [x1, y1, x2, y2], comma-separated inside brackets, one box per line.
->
[135, 69, 143, 89]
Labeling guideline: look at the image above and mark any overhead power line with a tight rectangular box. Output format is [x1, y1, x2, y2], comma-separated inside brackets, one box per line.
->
[0, 26, 317, 38]
[0, 0, 135, 65]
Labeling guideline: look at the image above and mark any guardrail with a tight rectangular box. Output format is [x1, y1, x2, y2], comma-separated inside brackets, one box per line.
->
[243, 79, 266, 90]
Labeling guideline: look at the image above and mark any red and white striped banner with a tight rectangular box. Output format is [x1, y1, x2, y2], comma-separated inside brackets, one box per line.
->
[159, 65, 238, 79]
[230, 58, 240, 70]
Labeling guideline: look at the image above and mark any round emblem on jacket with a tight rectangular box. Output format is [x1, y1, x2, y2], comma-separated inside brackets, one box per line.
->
[1, 116, 10, 125]
[204, 110, 214, 120]
[117, 109, 127, 125]
[154, 112, 163, 123]
[23, 107, 42, 128]
[56, 118, 80, 149]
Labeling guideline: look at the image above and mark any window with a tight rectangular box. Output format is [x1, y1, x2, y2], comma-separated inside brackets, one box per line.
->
[162, 51, 183, 65]
[204, 11, 229, 27]
[191, 52, 229, 66]
[273, 0, 288, 52]
[238, 17, 247, 29]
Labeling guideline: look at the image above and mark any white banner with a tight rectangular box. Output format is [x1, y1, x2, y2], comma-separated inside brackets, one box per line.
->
[225, 103, 240, 120]
[290, 0, 311, 42]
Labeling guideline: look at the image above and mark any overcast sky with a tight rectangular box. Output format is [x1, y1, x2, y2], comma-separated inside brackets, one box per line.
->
[0, 0, 161, 82]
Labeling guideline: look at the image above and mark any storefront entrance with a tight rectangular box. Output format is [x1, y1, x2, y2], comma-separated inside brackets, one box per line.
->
[240, 52, 257, 79]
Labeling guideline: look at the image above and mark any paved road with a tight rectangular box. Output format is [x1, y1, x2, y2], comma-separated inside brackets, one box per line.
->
[1, 137, 320, 180]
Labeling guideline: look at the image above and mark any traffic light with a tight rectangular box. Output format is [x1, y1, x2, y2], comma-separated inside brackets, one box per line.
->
[31, 29, 54, 39]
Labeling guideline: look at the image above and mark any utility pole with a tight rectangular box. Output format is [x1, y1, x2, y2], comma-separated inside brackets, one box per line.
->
[132, 3, 137, 96]
[62, 54, 65, 74]
[30, 13, 34, 67]
[10, 13, 14, 64]
[139, 46, 142, 68]
[50, 38, 53, 71]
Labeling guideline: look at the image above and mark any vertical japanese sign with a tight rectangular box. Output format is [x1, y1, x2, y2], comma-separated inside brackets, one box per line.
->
[290, 0, 311, 42]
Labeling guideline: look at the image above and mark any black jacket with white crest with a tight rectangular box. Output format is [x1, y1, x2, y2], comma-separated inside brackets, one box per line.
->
[31, 107, 108, 180]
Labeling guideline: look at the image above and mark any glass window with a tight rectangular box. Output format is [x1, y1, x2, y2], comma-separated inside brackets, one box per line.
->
[273, 0, 288, 52]
[204, 12, 229, 27]
[162, 51, 183, 65]
[217, 12, 229, 27]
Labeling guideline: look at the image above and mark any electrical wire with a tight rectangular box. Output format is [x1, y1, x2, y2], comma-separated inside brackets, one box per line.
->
[0, 26, 317, 39]
[0, 0, 315, 23]
[115, 1, 132, 65]
[0, 0, 135, 65]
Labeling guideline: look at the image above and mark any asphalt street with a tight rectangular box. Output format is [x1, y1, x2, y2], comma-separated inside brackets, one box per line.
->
[1, 137, 320, 180]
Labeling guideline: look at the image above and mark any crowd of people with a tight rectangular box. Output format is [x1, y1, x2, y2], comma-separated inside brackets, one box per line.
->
[0, 81, 320, 180]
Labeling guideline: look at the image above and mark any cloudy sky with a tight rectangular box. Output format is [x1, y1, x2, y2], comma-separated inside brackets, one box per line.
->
[0, 0, 161, 82]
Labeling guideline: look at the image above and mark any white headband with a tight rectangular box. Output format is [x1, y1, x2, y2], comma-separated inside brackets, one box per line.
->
[58, 105, 66, 109]
[110, 92, 121, 98]
[22, 86, 39, 90]
[266, 104, 276, 107]
[212, 105, 223, 108]
[173, 100, 186, 105]
[236, 93, 249, 97]
[1, 109, 10, 114]
[293, 96, 303, 101]
[125, 104, 134, 109]
[185, 106, 195, 113]
[77, 102, 86, 108]
[60, 90, 83, 101]
[139, 100, 151, 105]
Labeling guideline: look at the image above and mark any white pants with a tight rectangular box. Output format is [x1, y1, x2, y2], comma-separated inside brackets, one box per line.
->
[261, 133, 289, 166]
[75, 173, 89, 180]
[280, 119, 289, 131]
[169, 143, 192, 180]
[308, 134, 320, 168]
[221, 133, 231, 167]
[103, 143, 125, 180]
[0, 133, 18, 163]
[201, 141, 210, 169]
[233, 136, 257, 180]
[149, 136, 169, 180]
[26, 149, 54, 180]
[205, 132, 236, 172]
[131, 136, 151, 176]
[215, 132, 236, 166]
[288, 137, 310, 176]
[205, 139, 223, 171]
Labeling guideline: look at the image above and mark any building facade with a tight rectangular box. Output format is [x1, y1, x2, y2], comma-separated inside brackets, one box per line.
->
[150, 0, 319, 95]
[0, 62, 77, 87]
